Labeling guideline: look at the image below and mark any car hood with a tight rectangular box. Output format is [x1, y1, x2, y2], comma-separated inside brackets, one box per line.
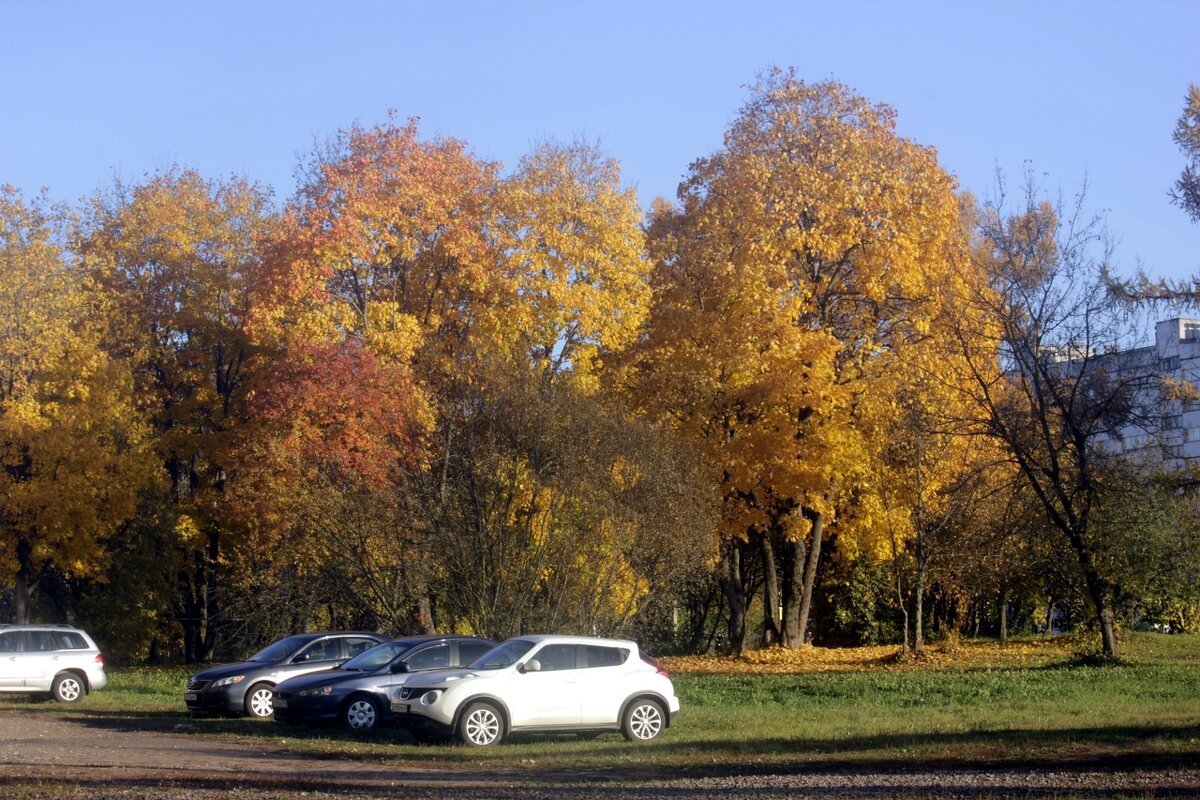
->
[405, 667, 486, 689]
[275, 668, 377, 692]
[191, 661, 274, 681]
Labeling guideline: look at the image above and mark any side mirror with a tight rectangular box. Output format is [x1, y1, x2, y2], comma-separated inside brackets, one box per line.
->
[521, 659, 542, 673]
[390, 661, 409, 674]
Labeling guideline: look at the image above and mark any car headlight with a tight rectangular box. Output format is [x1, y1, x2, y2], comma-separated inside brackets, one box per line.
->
[211, 675, 245, 688]
[299, 685, 333, 697]
[420, 690, 442, 706]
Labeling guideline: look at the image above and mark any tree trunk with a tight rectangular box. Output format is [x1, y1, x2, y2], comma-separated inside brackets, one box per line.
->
[13, 570, 31, 624]
[760, 534, 781, 647]
[779, 533, 805, 647]
[415, 593, 436, 634]
[999, 585, 1009, 644]
[718, 541, 748, 655]
[1066, 525, 1120, 657]
[913, 534, 927, 656]
[794, 507, 826, 646]
[13, 538, 34, 624]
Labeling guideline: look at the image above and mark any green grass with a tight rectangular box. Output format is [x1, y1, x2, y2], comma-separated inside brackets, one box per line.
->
[5, 632, 1200, 778]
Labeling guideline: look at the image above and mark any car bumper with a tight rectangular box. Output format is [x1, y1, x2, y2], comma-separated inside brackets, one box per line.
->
[184, 688, 243, 714]
[272, 695, 344, 724]
[393, 709, 454, 737]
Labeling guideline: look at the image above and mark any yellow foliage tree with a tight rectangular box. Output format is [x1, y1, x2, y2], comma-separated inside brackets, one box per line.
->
[628, 71, 972, 652]
[0, 187, 156, 622]
[79, 170, 277, 660]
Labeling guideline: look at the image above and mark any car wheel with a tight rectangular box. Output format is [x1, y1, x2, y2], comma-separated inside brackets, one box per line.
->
[344, 696, 382, 731]
[51, 673, 84, 703]
[621, 698, 665, 742]
[244, 683, 275, 718]
[458, 701, 504, 747]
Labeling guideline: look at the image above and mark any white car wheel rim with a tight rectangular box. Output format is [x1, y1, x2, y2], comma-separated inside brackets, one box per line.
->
[250, 689, 273, 717]
[465, 708, 500, 745]
[630, 704, 661, 739]
[58, 678, 81, 701]
[348, 700, 376, 729]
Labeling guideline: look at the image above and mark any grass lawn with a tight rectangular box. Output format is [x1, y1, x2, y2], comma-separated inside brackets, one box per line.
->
[5, 632, 1199, 777]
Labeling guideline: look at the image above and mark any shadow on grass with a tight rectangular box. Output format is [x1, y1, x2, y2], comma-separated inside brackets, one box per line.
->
[29, 701, 1200, 783]
[6, 772, 1200, 800]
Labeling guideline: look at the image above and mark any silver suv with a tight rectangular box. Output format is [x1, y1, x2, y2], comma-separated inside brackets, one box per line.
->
[0, 624, 107, 702]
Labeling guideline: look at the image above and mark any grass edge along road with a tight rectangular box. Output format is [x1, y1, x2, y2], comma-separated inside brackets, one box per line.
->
[4, 632, 1199, 781]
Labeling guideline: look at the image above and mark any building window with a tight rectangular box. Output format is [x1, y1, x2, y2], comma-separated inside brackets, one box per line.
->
[1183, 322, 1200, 341]
[1162, 356, 1181, 372]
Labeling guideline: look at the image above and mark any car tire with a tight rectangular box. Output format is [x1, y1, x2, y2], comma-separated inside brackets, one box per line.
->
[244, 683, 275, 718]
[51, 673, 85, 703]
[344, 695, 382, 731]
[621, 698, 665, 742]
[457, 701, 504, 747]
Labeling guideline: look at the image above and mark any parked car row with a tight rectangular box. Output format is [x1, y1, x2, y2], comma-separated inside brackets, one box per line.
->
[185, 632, 680, 746]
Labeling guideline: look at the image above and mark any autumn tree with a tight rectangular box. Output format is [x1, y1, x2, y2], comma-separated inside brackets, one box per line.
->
[0, 187, 156, 623]
[79, 170, 277, 661]
[229, 338, 431, 637]
[868, 357, 1008, 655]
[1172, 83, 1200, 224]
[951, 183, 1161, 658]
[629, 71, 971, 653]
[259, 118, 689, 638]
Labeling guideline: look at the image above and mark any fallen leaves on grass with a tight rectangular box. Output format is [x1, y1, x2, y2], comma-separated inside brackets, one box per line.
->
[662, 637, 1080, 675]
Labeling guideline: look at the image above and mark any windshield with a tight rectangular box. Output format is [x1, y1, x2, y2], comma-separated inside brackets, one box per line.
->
[469, 639, 535, 670]
[341, 641, 414, 671]
[248, 635, 313, 663]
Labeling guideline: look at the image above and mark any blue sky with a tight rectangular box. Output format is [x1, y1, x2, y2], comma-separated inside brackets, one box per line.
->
[3, 0, 1198, 280]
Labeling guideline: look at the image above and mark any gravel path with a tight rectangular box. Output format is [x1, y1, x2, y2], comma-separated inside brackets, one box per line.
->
[1, 710, 1198, 798]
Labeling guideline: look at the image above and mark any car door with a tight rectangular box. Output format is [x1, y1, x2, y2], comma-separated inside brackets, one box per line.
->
[0, 631, 23, 687]
[383, 642, 450, 693]
[578, 644, 632, 725]
[506, 643, 583, 729]
[274, 636, 346, 682]
[16, 630, 60, 690]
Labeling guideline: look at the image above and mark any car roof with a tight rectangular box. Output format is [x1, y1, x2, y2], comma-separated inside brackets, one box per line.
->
[282, 631, 386, 640]
[384, 634, 495, 645]
[0, 624, 83, 630]
[511, 634, 638, 648]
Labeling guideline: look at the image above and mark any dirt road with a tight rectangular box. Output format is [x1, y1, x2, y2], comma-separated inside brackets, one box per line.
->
[2, 709, 1199, 799]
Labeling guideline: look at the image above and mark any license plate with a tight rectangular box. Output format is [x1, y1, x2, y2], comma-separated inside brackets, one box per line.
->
[390, 702, 409, 713]
[275, 698, 288, 708]
[185, 692, 197, 701]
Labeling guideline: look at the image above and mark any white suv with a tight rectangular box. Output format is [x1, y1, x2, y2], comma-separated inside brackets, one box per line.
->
[0, 624, 107, 702]
[393, 634, 679, 746]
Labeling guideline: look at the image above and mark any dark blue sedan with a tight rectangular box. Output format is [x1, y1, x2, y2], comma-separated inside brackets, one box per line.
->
[271, 635, 496, 731]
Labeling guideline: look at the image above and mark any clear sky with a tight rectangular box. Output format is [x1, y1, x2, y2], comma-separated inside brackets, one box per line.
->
[3, 0, 1198, 280]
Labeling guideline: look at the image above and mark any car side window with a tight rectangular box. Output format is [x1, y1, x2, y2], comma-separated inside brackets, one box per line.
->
[534, 644, 578, 671]
[0, 632, 19, 653]
[405, 644, 449, 670]
[295, 639, 341, 662]
[345, 637, 378, 656]
[457, 641, 492, 665]
[582, 645, 626, 668]
[24, 631, 58, 652]
[61, 632, 88, 649]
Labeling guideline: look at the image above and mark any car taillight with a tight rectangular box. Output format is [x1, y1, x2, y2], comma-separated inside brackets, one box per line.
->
[642, 655, 669, 678]
[95, 653, 105, 667]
